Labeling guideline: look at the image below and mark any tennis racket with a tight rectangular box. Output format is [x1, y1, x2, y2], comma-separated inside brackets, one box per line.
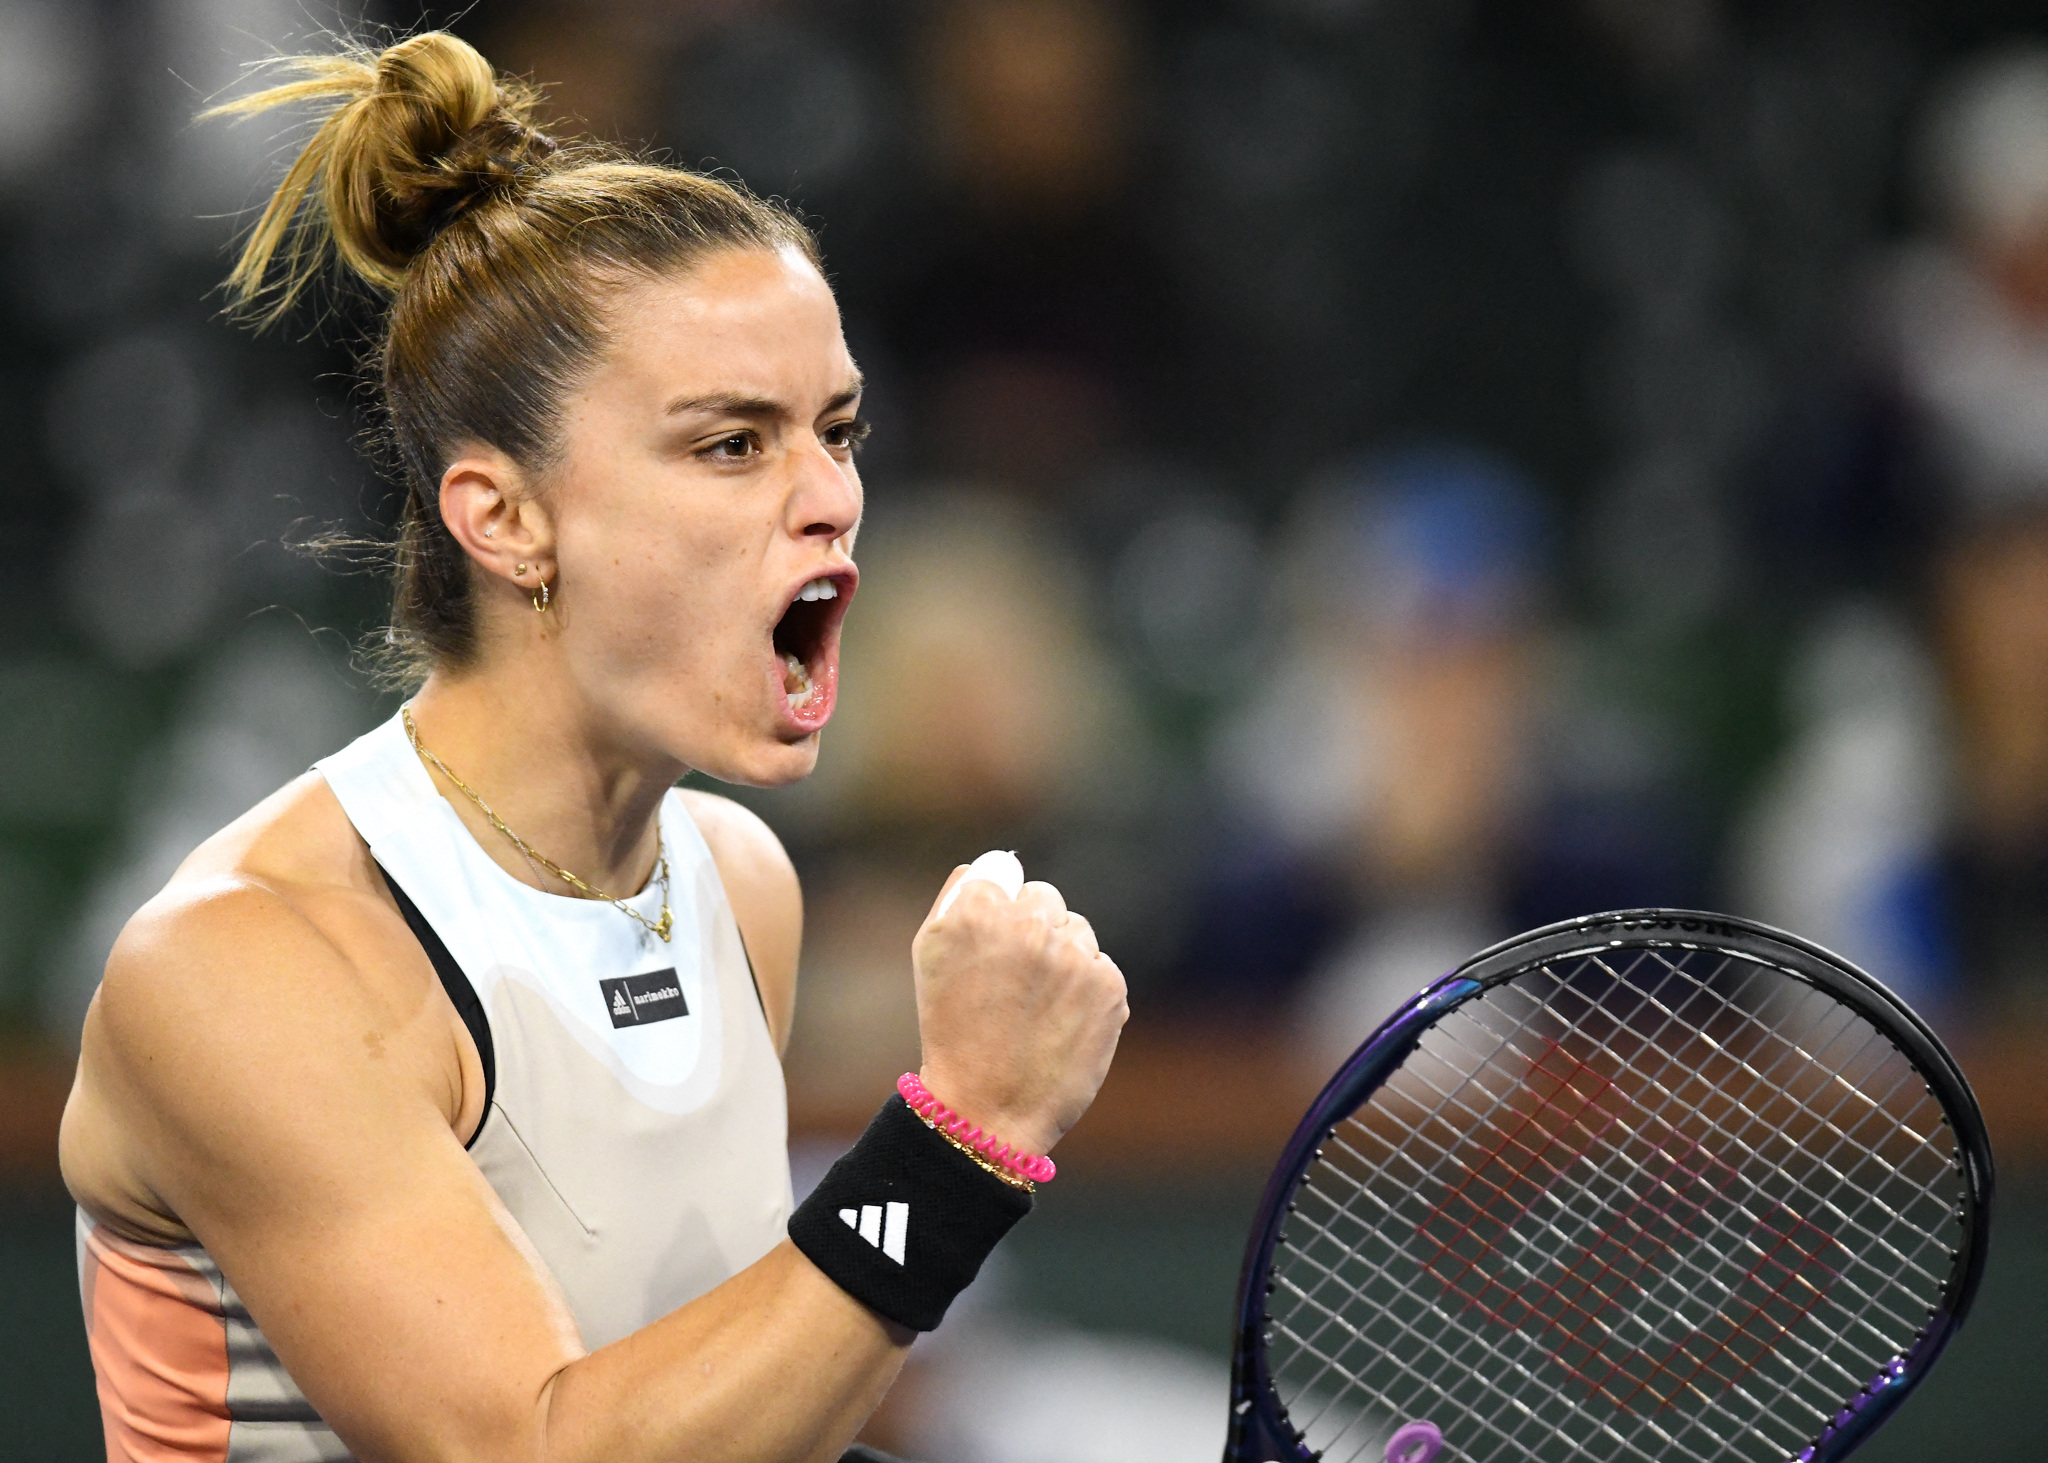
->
[1224, 909, 1993, 1463]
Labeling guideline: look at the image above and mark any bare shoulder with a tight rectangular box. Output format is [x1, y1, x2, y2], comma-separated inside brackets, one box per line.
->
[676, 789, 801, 1053]
[63, 771, 466, 1241]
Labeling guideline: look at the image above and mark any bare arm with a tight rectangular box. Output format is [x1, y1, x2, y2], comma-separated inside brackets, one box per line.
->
[70, 879, 904, 1463]
[679, 789, 800, 1056]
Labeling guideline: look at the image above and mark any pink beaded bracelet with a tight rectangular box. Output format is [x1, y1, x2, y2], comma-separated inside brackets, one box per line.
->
[898, 1072, 1057, 1185]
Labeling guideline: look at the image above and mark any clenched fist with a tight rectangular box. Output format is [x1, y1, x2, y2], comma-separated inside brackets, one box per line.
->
[911, 866, 1129, 1158]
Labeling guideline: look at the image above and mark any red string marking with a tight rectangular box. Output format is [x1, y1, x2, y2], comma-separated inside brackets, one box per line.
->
[1413, 1040, 1633, 1306]
[1412, 1038, 1844, 1415]
[1637, 1206, 1845, 1410]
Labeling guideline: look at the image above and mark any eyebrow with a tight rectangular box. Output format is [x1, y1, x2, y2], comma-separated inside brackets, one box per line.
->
[663, 373, 866, 421]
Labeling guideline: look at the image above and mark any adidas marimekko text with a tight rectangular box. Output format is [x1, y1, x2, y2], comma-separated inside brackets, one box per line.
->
[599, 970, 688, 1029]
[838, 1202, 909, 1264]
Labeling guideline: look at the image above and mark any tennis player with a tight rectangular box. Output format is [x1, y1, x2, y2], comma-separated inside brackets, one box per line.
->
[57, 30, 1127, 1463]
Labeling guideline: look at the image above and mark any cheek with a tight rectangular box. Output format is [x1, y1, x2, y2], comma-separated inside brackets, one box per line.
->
[564, 524, 756, 676]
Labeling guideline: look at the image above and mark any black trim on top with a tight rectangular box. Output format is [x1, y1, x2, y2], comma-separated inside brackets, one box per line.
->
[377, 862, 495, 1149]
[736, 938, 771, 1033]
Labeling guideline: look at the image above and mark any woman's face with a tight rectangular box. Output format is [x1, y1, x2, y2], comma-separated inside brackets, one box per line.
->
[542, 245, 864, 786]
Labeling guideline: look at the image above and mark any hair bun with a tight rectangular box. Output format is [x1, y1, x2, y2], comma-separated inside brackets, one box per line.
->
[344, 35, 557, 267]
[410, 112, 559, 245]
[208, 30, 558, 318]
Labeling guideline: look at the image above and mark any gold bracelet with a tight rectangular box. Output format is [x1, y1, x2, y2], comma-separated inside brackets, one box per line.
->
[909, 1107, 1036, 1193]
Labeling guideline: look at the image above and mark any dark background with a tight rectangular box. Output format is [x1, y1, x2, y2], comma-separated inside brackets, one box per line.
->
[6, 0, 2048, 1456]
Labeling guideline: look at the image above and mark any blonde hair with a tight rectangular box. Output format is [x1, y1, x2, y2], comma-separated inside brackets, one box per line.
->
[209, 31, 819, 676]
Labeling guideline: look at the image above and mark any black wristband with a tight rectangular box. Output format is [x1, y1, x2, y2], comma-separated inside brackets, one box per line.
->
[789, 1096, 1034, 1332]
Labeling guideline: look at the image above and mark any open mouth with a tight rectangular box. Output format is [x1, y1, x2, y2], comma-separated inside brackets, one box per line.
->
[771, 573, 853, 728]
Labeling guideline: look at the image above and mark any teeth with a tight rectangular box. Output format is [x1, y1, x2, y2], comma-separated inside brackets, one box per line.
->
[797, 578, 838, 602]
[783, 650, 816, 709]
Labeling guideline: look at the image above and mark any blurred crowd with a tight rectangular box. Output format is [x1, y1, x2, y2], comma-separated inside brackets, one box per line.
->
[7, 0, 2048, 1456]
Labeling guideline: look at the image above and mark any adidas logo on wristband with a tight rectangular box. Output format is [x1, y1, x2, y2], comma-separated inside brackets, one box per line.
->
[838, 1202, 909, 1264]
[790, 1097, 1031, 1331]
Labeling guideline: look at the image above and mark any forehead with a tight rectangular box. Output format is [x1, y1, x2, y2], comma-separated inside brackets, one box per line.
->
[595, 246, 850, 401]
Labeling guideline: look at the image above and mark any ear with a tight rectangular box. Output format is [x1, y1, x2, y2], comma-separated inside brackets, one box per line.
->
[438, 447, 556, 595]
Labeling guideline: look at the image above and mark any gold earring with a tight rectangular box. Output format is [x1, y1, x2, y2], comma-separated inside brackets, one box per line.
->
[515, 563, 528, 577]
[533, 577, 551, 614]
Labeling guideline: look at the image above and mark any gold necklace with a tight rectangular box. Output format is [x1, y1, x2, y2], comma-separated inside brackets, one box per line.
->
[401, 707, 674, 942]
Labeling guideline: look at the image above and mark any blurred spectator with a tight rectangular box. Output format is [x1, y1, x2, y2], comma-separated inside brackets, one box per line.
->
[1731, 605, 1954, 1014]
[1930, 508, 2048, 1017]
[1736, 46, 2048, 1023]
[800, 492, 1145, 836]
[1891, 46, 2048, 511]
[1735, 519, 2048, 1023]
[1194, 444, 1714, 1058]
[1200, 447, 1549, 1059]
[871, 0, 1169, 499]
[921, 0, 1132, 219]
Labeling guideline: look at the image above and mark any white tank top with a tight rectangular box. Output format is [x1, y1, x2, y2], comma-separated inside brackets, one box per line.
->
[76, 712, 793, 1462]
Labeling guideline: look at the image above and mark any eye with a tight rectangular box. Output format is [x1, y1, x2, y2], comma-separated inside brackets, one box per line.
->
[823, 417, 871, 452]
[703, 431, 759, 461]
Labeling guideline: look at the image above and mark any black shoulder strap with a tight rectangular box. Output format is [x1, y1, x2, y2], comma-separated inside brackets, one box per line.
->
[376, 861, 496, 1149]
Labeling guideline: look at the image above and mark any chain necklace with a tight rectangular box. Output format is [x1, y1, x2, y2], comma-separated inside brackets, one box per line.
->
[401, 707, 674, 942]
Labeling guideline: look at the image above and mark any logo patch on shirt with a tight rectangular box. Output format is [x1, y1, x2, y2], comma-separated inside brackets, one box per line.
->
[600, 970, 688, 1028]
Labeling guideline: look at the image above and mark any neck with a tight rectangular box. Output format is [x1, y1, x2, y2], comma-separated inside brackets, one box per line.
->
[404, 657, 684, 900]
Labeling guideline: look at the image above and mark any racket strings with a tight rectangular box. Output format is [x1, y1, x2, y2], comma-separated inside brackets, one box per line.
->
[1286, 1081, 1925, 1463]
[1294, 958, 1916, 1393]
[1286, 991, 1941, 1458]
[1568, 954, 1945, 1210]
[1278, 1144, 1852, 1463]
[1354, 953, 1954, 1337]
[1277, 1093, 1763, 1453]
[1277, 1147, 1843, 1458]
[1262, 947, 1964, 1463]
[1487, 957, 1958, 1319]
[1297, 1001, 1949, 1415]
[1275, 1203, 1616, 1461]
[1272, 982, 1801, 1452]
[1277, 1147, 1949, 1450]
[1294, 958, 1933, 1376]
[1564, 956, 1963, 1333]
[1313, 977, 1953, 1449]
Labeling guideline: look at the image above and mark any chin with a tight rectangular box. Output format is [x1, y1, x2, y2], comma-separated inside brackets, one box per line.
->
[702, 733, 823, 789]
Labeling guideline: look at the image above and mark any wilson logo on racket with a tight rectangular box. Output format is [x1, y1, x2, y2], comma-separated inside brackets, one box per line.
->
[839, 1202, 909, 1265]
[1413, 1039, 1849, 1413]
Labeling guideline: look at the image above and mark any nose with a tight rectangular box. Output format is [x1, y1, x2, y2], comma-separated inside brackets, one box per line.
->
[789, 434, 861, 541]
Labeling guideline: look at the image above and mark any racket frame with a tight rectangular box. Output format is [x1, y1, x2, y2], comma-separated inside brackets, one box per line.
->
[1223, 909, 1995, 1463]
